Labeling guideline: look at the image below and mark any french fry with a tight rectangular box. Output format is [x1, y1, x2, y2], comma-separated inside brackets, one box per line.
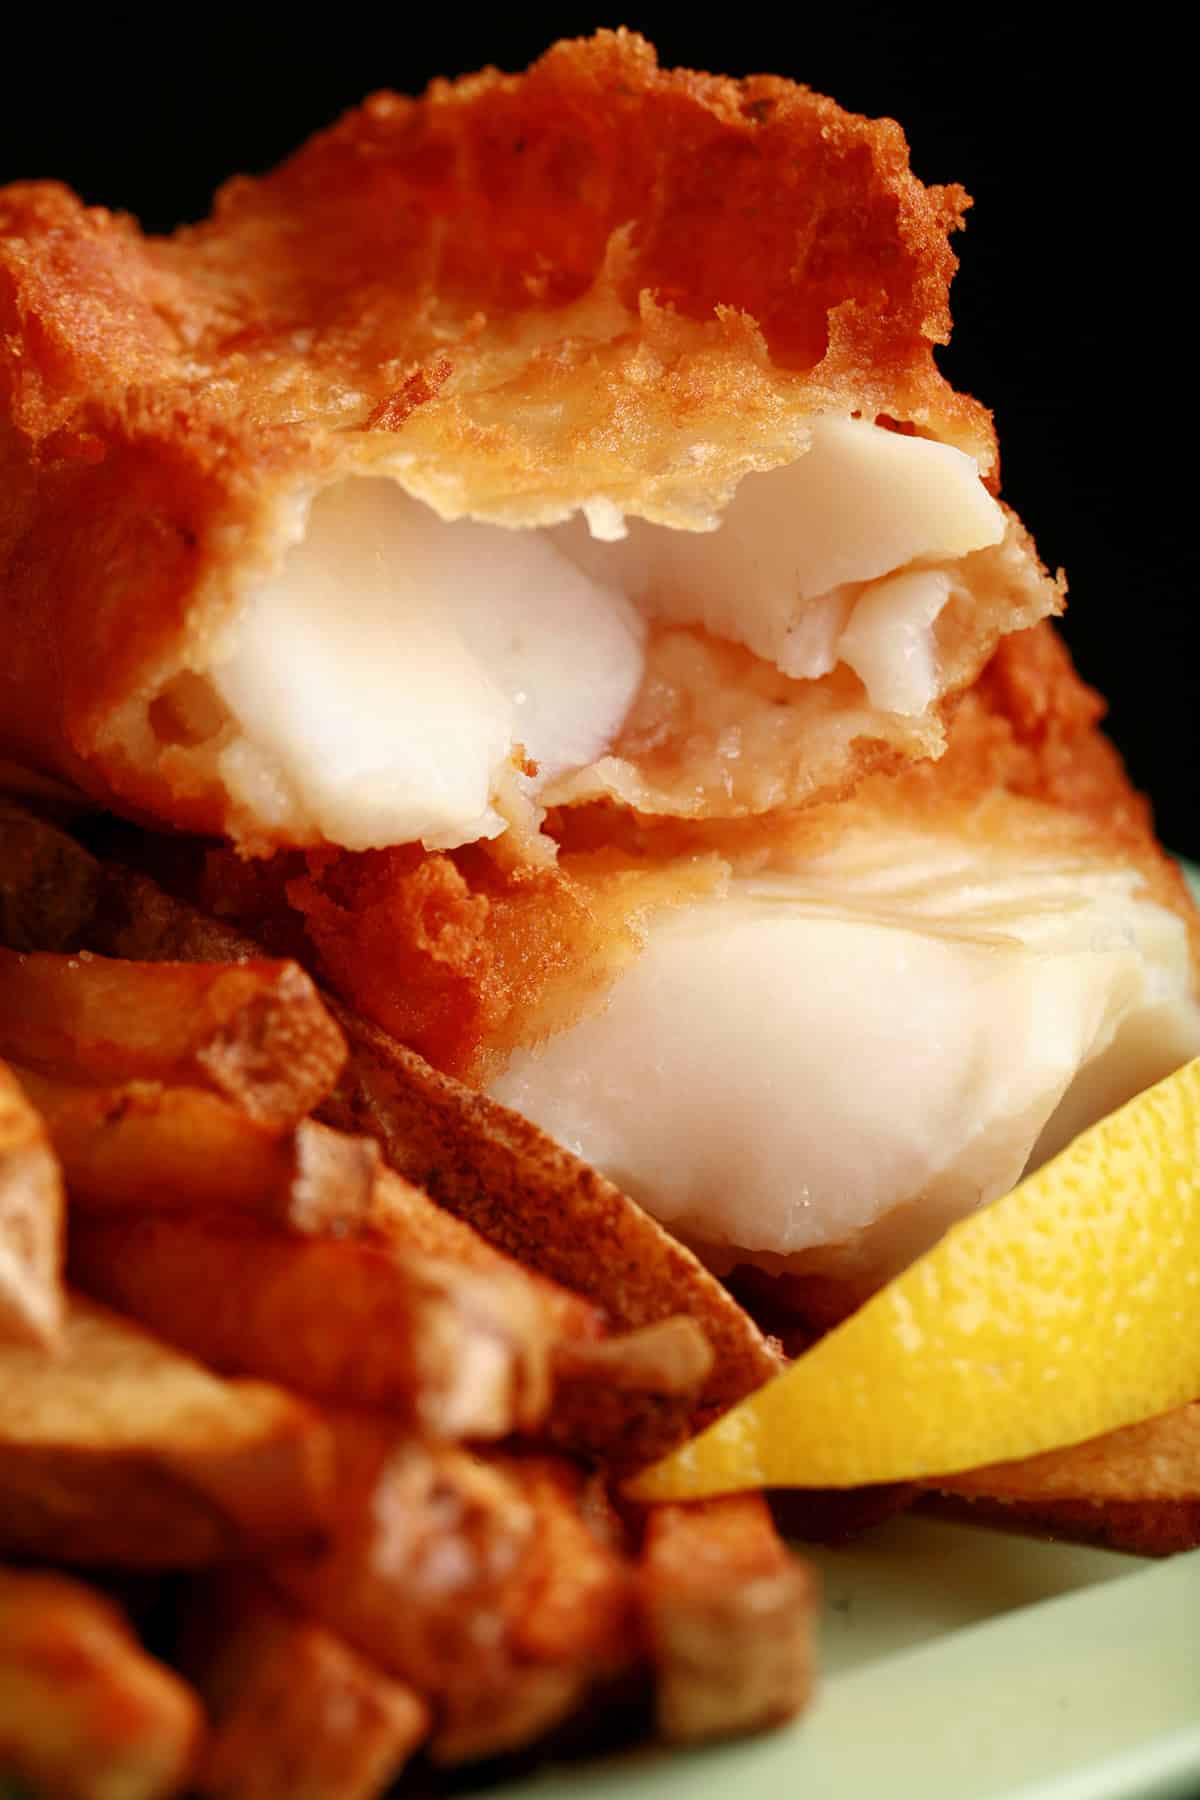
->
[932, 1403, 1200, 1556]
[548, 1318, 718, 1464]
[178, 1574, 429, 1800]
[269, 1417, 635, 1764]
[71, 1212, 552, 1438]
[431, 1454, 638, 1766]
[267, 1415, 535, 1685]
[555, 1317, 714, 1395]
[0, 827, 606, 1330]
[368, 1163, 600, 1341]
[927, 1491, 1200, 1558]
[0, 806, 827, 1771]
[0, 947, 346, 1128]
[322, 1001, 781, 1461]
[0, 1059, 64, 1348]
[0, 1564, 203, 1800]
[0, 1293, 332, 1565]
[0, 801, 100, 953]
[637, 1495, 817, 1743]
[941, 1402, 1200, 1505]
[12, 1066, 380, 1235]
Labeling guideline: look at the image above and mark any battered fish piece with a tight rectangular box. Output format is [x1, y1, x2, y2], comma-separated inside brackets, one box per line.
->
[180, 625, 1200, 1294]
[3, 31, 1192, 1301]
[0, 32, 1056, 860]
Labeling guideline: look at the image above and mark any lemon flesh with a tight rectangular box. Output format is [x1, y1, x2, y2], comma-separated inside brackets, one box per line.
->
[630, 1057, 1200, 1499]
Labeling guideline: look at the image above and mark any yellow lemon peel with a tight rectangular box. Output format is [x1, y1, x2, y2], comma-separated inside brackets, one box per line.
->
[629, 1057, 1200, 1500]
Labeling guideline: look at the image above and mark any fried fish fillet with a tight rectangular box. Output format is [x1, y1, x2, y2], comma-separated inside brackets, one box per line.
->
[0, 31, 1057, 861]
[3, 32, 1193, 1303]
[176, 624, 1199, 1293]
[490, 627, 1200, 1287]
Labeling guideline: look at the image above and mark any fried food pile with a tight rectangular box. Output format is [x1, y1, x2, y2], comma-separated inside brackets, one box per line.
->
[2, 27, 1200, 1797]
[2, 802, 1198, 1800]
[0, 801, 814, 1800]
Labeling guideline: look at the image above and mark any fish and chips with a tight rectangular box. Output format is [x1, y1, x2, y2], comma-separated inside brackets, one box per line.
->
[1, 27, 1198, 1800]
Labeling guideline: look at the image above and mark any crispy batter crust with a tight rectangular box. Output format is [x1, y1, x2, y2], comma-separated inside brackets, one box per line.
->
[0, 31, 1015, 844]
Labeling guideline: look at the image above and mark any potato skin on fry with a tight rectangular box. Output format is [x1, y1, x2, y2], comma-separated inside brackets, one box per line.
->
[0, 800, 101, 953]
[638, 1495, 817, 1743]
[269, 1418, 639, 1765]
[928, 1491, 1200, 1559]
[322, 998, 781, 1461]
[14, 1069, 379, 1236]
[931, 1403, 1200, 1556]
[180, 1575, 429, 1800]
[71, 1211, 552, 1438]
[0, 1295, 332, 1565]
[0, 1563, 203, 1800]
[0, 947, 345, 1128]
[0, 1057, 64, 1349]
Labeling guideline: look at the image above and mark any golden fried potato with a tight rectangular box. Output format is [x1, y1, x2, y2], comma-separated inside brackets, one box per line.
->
[430, 1454, 638, 1766]
[0, 1294, 332, 1565]
[13, 1067, 379, 1235]
[269, 1417, 635, 1764]
[71, 1211, 551, 1439]
[638, 1495, 817, 1742]
[0, 800, 100, 953]
[180, 1574, 429, 1800]
[933, 1402, 1200, 1556]
[324, 999, 781, 1463]
[0, 1058, 63, 1348]
[0, 1563, 203, 1800]
[0, 947, 345, 1128]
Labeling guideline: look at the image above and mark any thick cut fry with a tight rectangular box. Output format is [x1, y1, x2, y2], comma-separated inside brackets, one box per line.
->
[368, 1163, 599, 1341]
[638, 1495, 817, 1743]
[0, 838, 603, 1325]
[71, 1212, 551, 1438]
[0, 1059, 63, 1348]
[0, 1294, 331, 1565]
[931, 1403, 1200, 1556]
[0, 947, 345, 1128]
[549, 1318, 718, 1464]
[13, 1066, 379, 1235]
[179, 1575, 429, 1800]
[555, 1317, 714, 1395]
[268, 1416, 534, 1691]
[0, 806, 249, 965]
[323, 1000, 780, 1462]
[431, 1454, 638, 1766]
[0, 801, 100, 953]
[940, 1402, 1200, 1505]
[928, 1492, 1200, 1558]
[270, 1418, 634, 1764]
[0, 1564, 203, 1800]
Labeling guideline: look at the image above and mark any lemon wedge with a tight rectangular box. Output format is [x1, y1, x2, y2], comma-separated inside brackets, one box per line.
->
[629, 1057, 1200, 1500]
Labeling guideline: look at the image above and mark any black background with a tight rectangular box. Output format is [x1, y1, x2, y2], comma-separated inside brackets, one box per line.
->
[4, 8, 1196, 852]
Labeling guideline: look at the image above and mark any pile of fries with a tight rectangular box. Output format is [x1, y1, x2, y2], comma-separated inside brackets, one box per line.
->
[3, 796, 1198, 1799]
[0, 800, 812, 1800]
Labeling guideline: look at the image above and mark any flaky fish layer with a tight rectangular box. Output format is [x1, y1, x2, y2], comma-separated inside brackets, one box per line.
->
[154, 624, 1198, 1290]
[1, 31, 1057, 856]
